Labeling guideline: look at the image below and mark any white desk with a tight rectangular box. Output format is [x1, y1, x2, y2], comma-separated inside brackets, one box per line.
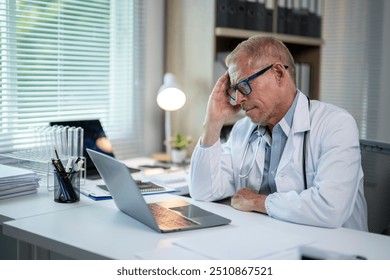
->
[0, 187, 94, 224]
[0, 185, 96, 259]
[3, 193, 390, 260]
[0, 157, 188, 259]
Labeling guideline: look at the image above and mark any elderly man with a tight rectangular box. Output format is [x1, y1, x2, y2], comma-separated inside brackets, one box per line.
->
[189, 35, 368, 231]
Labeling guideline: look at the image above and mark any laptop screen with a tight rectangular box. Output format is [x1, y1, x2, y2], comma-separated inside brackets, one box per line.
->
[50, 119, 115, 176]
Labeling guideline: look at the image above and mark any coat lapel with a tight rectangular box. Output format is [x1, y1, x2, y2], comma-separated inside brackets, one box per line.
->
[277, 92, 311, 174]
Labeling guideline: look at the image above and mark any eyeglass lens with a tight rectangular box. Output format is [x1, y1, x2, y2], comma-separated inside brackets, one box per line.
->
[227, 82, 251, 101]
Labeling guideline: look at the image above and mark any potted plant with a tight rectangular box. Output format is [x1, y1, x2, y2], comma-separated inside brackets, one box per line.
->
[169, 133, 191, 163]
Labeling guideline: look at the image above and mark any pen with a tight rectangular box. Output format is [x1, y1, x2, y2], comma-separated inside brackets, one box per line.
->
[65, 158, 73, 172]
[75, 159, 84, 172]
[54, 148, 60, 160]
[52, 157, 78, 201]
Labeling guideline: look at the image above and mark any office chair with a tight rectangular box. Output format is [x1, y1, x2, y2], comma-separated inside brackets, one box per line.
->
[360, 139, 390, 235]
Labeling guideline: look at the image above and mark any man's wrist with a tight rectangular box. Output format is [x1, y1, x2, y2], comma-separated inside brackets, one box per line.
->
[201, 121, 224, 146]
[254, 194, 268, 214]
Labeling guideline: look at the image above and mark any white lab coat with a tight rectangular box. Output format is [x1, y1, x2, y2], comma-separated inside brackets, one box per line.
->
[189, 91, 368, 231]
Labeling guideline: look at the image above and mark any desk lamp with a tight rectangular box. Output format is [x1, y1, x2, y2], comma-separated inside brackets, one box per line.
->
[157, 73, 186, 155]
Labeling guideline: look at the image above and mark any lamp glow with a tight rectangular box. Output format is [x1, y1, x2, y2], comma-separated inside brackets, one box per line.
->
[157, 73, 186, 155]
[157, 87, 186, 111]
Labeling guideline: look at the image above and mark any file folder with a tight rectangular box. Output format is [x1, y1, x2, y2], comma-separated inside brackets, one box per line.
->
[265, 0, 274, 32]
[277, 0, 287, 34]
[315, 0, 322, 38]
[307, 0, 317, 37]
[291, 0, 301, 35]
[216, 0, 229, 27]
[300, 0, 310, 36]
[285, 0, 294, 34]
[227, 0, 246, 29]
[245, 0, 257, 30]
[256, 0, 267, 31]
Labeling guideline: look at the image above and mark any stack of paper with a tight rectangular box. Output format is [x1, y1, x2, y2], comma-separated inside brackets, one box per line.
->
[0, 164, 40, 200]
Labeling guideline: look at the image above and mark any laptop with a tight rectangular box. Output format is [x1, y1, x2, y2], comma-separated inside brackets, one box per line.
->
[87, 148, 231, 233]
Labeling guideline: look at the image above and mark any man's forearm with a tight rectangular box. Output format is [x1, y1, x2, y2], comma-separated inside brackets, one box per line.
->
[200, 121, 224, 147]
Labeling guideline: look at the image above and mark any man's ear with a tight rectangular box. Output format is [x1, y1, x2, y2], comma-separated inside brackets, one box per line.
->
[273, 64, 285, 84]
[273, 63, 284, 81]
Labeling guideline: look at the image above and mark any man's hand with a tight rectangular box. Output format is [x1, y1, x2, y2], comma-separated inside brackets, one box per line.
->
[231, 188, 268, 214]
[200, 72, 241, 146]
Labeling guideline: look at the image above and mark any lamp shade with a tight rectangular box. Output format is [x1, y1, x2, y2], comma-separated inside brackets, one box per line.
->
[157, 73, 186, 111]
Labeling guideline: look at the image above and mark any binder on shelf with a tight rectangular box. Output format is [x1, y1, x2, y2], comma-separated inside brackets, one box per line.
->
[300, 0, 310, 37]
[291, 0, 301, 36]
[277, 0, 287, 34]
[264, 0, 274, 32]
[256, 0, 267, 31]
[285, 0, 294, 34]
[227, 0, 246, 29]
[307, 0, 317, 37]
[216, 0, 229, 27]
[236, 0, 247, 29]
[315, 0, 322, 38]
[245, 0, 258, 30]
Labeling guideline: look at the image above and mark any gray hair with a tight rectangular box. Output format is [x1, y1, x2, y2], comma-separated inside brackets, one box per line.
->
[225, 35, 296, 83]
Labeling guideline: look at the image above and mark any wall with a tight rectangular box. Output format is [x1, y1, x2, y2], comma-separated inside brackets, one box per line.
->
[142, 0, 166, 156]
[165, 0, 215, 153]
[378, 0, 390, 143]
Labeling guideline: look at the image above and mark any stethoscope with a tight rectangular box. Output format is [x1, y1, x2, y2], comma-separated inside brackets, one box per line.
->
[238, 97, 311, 190]
[238, 126, 267, 179]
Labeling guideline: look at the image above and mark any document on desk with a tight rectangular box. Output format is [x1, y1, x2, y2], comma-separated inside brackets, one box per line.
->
[173, 224, 314, 259]
[144, 169, 188, 191]
[0, 164, 40, 200]
[80, 183, 112, 200]
[81, 180, 176, 200]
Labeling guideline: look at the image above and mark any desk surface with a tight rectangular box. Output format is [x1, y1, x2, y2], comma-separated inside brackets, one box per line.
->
[3, 193, 390, 260]
[0, 187, 94, 224]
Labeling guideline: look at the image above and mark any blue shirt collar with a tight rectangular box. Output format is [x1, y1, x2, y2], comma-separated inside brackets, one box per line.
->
[276, 91, 299, 136]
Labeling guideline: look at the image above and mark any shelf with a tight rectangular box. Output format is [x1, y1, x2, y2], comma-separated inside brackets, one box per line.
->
[215, 27, 323, 46]
[165, 0, 323, 151]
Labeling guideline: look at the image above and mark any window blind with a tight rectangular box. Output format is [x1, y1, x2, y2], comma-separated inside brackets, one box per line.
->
[320, 0, 389, 143]
[0, 0, 144, 159]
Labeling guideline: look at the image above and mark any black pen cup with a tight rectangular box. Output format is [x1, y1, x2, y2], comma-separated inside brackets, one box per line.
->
[53, 170, 80, 203]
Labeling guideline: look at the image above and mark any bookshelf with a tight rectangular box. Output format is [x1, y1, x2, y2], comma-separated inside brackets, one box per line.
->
[165, 0, 323, 152]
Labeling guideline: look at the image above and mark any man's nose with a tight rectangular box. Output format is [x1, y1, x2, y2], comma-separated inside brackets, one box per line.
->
[235, 90, 247, 104]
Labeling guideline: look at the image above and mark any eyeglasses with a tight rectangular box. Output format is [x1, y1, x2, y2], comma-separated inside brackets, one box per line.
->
[227, 64, 288, 101]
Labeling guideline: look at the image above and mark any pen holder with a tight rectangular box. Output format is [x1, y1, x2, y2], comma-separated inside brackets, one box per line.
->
[53, 170, 80, 203]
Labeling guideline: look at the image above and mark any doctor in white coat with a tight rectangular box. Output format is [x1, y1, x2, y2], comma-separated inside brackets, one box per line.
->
[189, 35, 368, 231]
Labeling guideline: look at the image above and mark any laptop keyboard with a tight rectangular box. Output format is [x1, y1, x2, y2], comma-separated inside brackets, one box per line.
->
[135, 181, 166, 193]
[148, 203, 199, 230]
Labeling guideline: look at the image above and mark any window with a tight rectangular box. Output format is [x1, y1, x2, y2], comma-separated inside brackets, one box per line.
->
[320, 0, 390, 143]
[0, 0, 144, 159]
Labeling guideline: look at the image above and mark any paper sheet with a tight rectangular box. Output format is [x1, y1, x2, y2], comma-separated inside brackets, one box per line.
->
[173, 224, 314, 259]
